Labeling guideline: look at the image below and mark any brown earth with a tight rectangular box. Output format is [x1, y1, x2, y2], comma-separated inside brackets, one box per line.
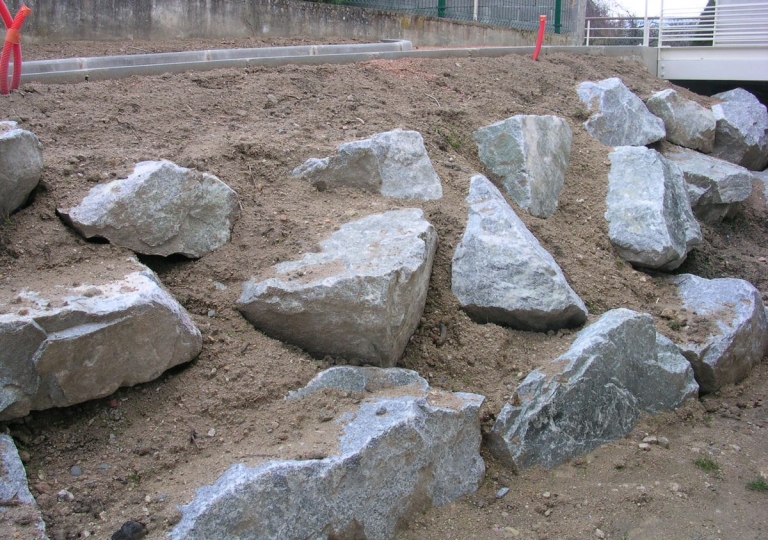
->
[1, 37, 767, 540]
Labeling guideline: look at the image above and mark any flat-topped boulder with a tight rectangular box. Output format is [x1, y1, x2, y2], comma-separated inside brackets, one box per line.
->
[0, 259, 202, 420]
[663, 145, 754, 223]
[666, 274, 768, 394]
[237, 209, 438, 367]
[646, 89, 715, 153]
[489, 309, 698, 471]
[0, 121, 44, 217]
[452, 175, 587, 332]
[0, 434, 48, 540]
[58, 160, 240, 258]
[605, 146, 701, 270]
[170, 367, 484, 540]
[472, 114, 572, 217]
[711, 88, 768, 171]
[577, 78, 666, 147]
[291, 129, 443, 200]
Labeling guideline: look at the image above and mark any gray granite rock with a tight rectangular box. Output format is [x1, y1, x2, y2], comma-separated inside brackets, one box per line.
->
[237, 209, 437, 367]
[292, 129, 443, 200]
[0, 434, 48, 539]
[287, 365, 428, 400]
[452, 175, 587, 332]
[0, 121, 44, 217]
[755, 169, 768, 201]
[663, 145, 754, 222]
[646, 89, 716, 153]
[577, 78, 666, 147]
[489, 309, 698, 471]
[170, 367, 484, 540]
[0, 260, 202, 420]
[605, 146, 701, 270]
[711, 88, 768, 171]
[472, 115, 572, 217]
[668, 274, 768, 394]
[58, 160, 240, 258]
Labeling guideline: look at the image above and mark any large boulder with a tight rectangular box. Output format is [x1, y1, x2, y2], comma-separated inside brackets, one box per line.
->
[489, 309, 698, 471]
[0, 434, 48, 540]
[170, 367, 484, 540]
[237, 209, 437, 367]
[472, 115, 572, 217]
[663, 145, 754, 223]
[646, 89, 716, 153]
[577, 78, 666, 147]
[605, 146, 702, 270]
[58, 160, 240, 258]
[0, 260, 202, 420]
[291, 129, 443, 200]
[711, 88, 768, 171]
[452, 175, 587, 331]
[667, 274, 768, 394]
[0, 121, 44, 217]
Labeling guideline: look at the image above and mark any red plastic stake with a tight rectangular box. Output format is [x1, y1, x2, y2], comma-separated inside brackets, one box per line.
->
[1, 2, 31, 95]
[532, 14, 547, 61]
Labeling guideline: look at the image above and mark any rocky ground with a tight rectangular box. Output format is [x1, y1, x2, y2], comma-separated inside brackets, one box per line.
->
[1, 37, 766, 540]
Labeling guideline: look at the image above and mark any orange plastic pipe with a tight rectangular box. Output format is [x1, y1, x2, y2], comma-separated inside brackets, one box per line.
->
[532, 14, 546, 61]
[1, 3, 30, 95]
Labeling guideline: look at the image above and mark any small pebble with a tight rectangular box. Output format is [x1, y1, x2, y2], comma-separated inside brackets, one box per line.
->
[658, 436, 670, 449]
[111, 520, 148, 540]
[70, 465, 83, 476]
[207, 428, 216, 437]
[57, 489, 75, 502]
[595, 528, 606, 539]
[638, 443, 652, 451]
[642, 436, 658, 445]
[99, 463, 110, 470]
[496, 487, 510, 499]
[207, 310, 216, 317]
[504, 526, 520, 537]
[542, 491, 551, 499]
[375, 406, 388, 416]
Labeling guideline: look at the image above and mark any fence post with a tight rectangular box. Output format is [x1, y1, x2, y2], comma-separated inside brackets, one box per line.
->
[585, 19, 591, 46]
[473, 0, 478, 21]
[643, 0, 649, 46]
[658, 0, 664, 47]
[554, 0, 562, 34]
[437, 0, 445, 18]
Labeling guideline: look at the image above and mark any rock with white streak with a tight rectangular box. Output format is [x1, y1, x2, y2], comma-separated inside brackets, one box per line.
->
[0, 121, 44, 217]
[711, 88, 768, 171]
[0, 260, 202, 420]
[170, 367, 484, 540]
[577, 78, 666, 147]
[472, 115, 572, 217]
[0, 434, 49, 539]
[58, 160, 240, 258]
[646, 89, 716, 153]
[292, 129, 443, 200]
[605, 146, 701, 270]
[667, 274, 768, 394]
[663, 145, 753, 222]
[237, 209, 437, 367]
[452, 175, 587, 332]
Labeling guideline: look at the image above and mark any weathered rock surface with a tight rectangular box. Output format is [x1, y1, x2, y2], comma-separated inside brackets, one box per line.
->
[711, 88, 768, 171]
[472, 115, 572, 217]
[452, 175, 587, 331]
[663, 145, 753, 222]
[291, 129, 443, 200]
[646, 89, 716, 153]
[489, 309, 698, 471]
[0, 261, 202, 420]
[605, 146, 701, 270]
[667, 274, 768, 394]
[58, 160, 240, 258]
[237, 209, 437, 367]
[287, 365, 428, 400]
[0, 121, 44, 217]
[0, 434, 48, 540]
[170, 367, 484, 540]
[577, 78, 666, 147]
[755, 169, 768, 201]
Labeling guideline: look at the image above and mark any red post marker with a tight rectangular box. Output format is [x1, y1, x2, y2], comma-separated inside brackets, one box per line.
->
[1, 2, 31, 95]
[532, 14, 547, 61]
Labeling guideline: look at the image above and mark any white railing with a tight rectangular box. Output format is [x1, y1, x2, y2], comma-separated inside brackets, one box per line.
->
[659, 1, 768, 47]
[584, 16, 659, 46]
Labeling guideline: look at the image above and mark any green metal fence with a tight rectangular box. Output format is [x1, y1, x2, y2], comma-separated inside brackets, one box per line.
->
[308, 0, 575, 34]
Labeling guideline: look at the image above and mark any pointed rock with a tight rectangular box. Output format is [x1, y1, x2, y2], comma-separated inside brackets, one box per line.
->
[667, 274, 768, 394]
[472, 115, 572, 217]
[663, 145, 754, 223]
[0, 434, 49, 539]
[292, 129, 443, 200]
[0, 260, 202, 420]
[170, 367, 484, 540]
[58, 160, 240, 258]
[577, 78, 665, 147]
[237, 209, 437, 367]
[0, 121, 44, 217]
[711, 88, 768, 171]
[646, 89, 715, 153]
[452, 175, 587, 331]
[605, 146, 701, 270]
